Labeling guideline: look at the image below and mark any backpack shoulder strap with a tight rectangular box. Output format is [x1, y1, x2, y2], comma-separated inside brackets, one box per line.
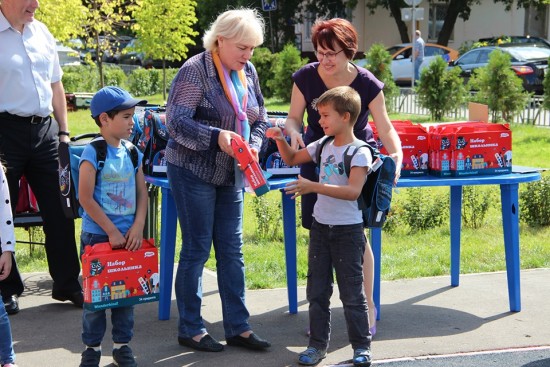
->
[342, 140, 376, 177]
[121, 139, 139, 173]
[89, 135, 107, 172]
[315, 136, 334, 168]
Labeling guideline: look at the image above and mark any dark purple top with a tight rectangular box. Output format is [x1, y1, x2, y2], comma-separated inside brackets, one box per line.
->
[292, 62, 384, 146]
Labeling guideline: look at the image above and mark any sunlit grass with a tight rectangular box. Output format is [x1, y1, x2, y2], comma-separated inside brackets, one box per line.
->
[14, 94, 550, 290]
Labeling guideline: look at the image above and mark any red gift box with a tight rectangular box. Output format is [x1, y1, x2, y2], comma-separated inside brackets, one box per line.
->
[429, 122, 512, 177]
[82, 239, 159, 310]
[370, 121, 429, 177]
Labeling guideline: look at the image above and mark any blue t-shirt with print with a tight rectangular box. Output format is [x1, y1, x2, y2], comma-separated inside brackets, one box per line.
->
[79, 141, 143, 235]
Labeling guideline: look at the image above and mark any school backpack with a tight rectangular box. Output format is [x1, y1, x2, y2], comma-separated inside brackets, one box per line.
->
[315, 136, 396, 228]
[58, 134, 139, 219]
[135, 108, 168, 177]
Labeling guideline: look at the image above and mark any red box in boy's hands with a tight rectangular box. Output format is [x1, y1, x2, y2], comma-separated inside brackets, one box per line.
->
[82, 239, 159, 311]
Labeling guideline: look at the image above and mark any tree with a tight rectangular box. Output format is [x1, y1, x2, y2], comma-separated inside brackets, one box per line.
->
[363, 43, 399, 112]
[364, 0, 548, 46]
[416, 56, 467, 121]
[81, 0, 140, 87]
[36, 0, 85, 42]
[543, 57, 550, 111]
[468, 49, 529, 122]
[132, 0, 199, 99]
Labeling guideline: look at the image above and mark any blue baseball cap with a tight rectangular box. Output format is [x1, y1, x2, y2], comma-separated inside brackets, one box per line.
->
[90, 86, 147, 118]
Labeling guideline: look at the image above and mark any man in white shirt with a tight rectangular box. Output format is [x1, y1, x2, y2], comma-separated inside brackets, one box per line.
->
[413, 30, 425, 83]
[0, 0, 82, 313]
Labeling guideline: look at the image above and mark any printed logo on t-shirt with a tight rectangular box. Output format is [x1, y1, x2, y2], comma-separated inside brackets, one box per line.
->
[320, 154, 345, 184]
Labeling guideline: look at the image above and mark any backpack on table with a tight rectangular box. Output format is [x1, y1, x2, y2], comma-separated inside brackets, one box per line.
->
[58, 134, 139, 219]
[315, 136, 396, 228]
[135, 108, 168, 177]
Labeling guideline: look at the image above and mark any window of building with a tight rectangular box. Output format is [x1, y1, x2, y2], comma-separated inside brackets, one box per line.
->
[428, 3, 453, 41]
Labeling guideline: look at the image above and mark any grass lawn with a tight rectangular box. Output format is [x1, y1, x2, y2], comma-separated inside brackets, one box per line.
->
[14, 94, 550, 290]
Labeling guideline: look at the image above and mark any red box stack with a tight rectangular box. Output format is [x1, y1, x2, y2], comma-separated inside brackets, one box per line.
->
[429, 122, 512, 177]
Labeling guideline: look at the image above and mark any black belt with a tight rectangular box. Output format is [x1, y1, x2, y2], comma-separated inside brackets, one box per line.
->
[0, 112, 51, 124]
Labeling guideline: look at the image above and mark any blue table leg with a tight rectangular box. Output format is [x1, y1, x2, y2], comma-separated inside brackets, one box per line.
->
[450, 186, 462, 287]
[500, 183, 521, 312]
[158, 187, 177, 320]
[281, 190, 298, 314]
[370, 228, 382, 320]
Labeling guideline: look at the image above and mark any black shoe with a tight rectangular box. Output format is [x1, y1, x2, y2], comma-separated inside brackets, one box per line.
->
[3, 295, 20, 315]
[178, 334, 224, 352]
[52, 290, 84, 308]
[226, 333, 271, 350]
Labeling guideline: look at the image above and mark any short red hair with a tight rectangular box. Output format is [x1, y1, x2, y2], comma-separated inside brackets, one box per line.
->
[311, 18, 358, 60]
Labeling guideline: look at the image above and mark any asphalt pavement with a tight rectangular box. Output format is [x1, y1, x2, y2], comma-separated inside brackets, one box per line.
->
[8, 267, 550, 366]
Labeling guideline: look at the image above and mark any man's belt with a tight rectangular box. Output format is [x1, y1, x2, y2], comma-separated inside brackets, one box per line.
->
[0, 112, 51, 124]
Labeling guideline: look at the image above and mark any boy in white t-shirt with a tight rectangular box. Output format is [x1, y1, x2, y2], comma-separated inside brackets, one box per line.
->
[266, 86, 373, 367]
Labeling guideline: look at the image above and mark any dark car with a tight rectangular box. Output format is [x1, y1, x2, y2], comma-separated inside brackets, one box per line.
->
[117, 38, 182, 69]
[449, 46, 550, 94]
[478, 35, 550, 49]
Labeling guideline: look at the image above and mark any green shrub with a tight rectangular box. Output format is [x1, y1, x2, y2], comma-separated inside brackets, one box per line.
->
[251, 47, 277, 97]
[402, 188, 448, 231]
[462, 186, 494, 229]
[416, 56, 468, 121]
[468, 49, 529, 122]
[251, 195, 282, 241]
[363, 43, 399, 112]
[62, 65, 99, 92]
[521, 174, 550, 227]
[127, 68, 155, 97]
[267, 43, 308, 102]
[103, 65, 127, 87]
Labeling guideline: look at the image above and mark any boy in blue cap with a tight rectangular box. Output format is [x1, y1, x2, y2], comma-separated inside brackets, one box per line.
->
[78, 86, 148, 367]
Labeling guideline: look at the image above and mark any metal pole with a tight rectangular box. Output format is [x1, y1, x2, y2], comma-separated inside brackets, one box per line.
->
[268, 11, 275, 52]
[411, 2, 416, 88]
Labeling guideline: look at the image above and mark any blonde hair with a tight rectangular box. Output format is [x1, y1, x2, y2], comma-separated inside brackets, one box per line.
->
[203, 8, 265, 52]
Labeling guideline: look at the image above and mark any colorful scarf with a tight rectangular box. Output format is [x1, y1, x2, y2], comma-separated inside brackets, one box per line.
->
[213, 52, 250, 187]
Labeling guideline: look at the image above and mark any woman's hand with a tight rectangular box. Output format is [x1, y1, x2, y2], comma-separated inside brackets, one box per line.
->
[218, 130, 241, 158]
[390, 153, 402, 185]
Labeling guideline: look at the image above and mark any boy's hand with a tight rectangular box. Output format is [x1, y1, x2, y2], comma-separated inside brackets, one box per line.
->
[108, 231, 127, 250]
[285, 175, 313, 200]
[125, 225, 144, 252]
[0, 251, 13, 281]
[266, 127, 285, 141]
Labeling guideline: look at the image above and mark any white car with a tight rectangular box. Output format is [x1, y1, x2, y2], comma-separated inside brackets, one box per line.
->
[56, 41, 81, 67]
[356, 43, 459, 85]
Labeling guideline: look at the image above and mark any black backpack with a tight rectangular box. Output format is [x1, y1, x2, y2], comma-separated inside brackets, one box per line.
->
[315, 136, 396, 228]
[58, 134, 139, 219]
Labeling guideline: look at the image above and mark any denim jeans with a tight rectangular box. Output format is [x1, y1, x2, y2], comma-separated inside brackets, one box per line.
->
[81, 232, 134, 347]
[167, 163, 251, 339]
[307, 219, 371, 351]
[0, 290, 15, 365]
[414, 58, 423, 81]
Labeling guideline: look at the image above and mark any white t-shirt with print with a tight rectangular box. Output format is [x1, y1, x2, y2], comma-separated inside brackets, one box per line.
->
[306, 139, 373, 225]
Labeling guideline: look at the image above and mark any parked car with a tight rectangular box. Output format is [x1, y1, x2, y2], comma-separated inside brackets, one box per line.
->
[448, 46, 550, 94]
[355, 43, 459, 85]
[117, 38, 182, 69]
[69, 36, 133, 63]
[56, 41, 81, 66]
[478, 35, 550, 49]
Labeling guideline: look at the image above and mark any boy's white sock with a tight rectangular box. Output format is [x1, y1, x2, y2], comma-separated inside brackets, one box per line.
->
[113, 343, 128, 350]
[86, 345, 101, 352]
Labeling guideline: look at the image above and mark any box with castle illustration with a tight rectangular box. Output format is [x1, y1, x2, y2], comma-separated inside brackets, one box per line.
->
[370, 120, 430, 177]
[429, 122, 512, 177]
[82, 239, 159, 311]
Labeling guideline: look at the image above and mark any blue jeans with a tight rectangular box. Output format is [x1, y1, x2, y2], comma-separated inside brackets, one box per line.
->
[0, 290, 15, 365]
[80, 232, 134, 347]
[307, 219, 371, 351]
[167, 163, 251, 339]
[414, 58, 423, 81]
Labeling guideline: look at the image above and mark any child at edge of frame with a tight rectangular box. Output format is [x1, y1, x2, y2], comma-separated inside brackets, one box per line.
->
[0, 162, 18, 367]
[77, 86, 148, 367]
[266, 85, 374, 367]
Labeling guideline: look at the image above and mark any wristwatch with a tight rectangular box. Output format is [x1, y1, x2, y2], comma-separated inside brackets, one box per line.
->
[58, 131, 70, 137]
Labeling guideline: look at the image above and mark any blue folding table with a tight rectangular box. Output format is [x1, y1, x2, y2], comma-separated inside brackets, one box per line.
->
[146, 169, 541, 321]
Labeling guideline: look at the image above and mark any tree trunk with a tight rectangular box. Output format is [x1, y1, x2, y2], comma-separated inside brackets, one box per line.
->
[388, 0, 410, 43]
[437, 0, 467, 46]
